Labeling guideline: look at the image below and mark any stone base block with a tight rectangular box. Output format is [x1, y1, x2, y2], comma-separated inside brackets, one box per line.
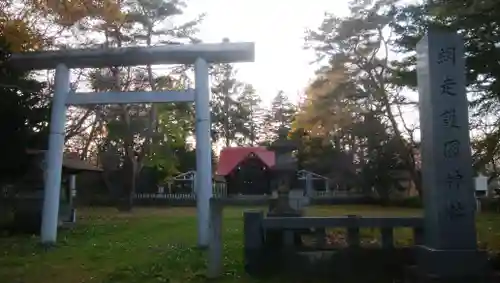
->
[244, 247, 271, 276]
[405, 265, 500, 283]
[412, 245, 490, 281]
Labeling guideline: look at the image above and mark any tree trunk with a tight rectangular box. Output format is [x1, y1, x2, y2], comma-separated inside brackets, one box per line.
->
[378, 87, 422, 197]
[361, 32, 422, 198]
[223, 65, 231, 147]
[376, 184, 391, 203]
[224, 93, 230, 147]
[101, 168, 116, 201]
[81, 116, 100, 160]
[117, 154, 136, 212]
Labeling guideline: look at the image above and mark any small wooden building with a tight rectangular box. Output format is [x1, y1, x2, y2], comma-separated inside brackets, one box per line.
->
[216, 147, 275, 195]
[4, 150, 102, 233]
[22, 150, 103, 198]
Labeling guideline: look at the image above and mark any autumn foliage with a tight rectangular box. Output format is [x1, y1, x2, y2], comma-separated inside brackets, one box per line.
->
[0, 17, 45, 52]
[29, 0, 123, 25]
[1, 0, 124, 52]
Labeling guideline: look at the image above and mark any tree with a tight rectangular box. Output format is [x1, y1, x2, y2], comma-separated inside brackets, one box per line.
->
[236, 84, 265, 146]
[1, 1, 203, 205]
[390, 0, 500, 182]
[79, 0, 202, 211]
[145, 96, 195, 177]
[360, 136, 409, 200]
[299, 0, 422, 195]
[1, 1, 51, 52]
[262, 91, 296, 142]
[210, 63, 255, 147]
[0, 33, 50, 186]
[27, 0, 123, 27]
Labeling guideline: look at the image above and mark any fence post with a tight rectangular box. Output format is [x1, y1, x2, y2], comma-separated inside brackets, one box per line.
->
[314, 228, 326, 248]
[381, 227, 394, 249]
[244, 210, 265, 276]
[347, 215, 360, 248]
[413, 227, 424, 245]
[283, 230, 294, 247]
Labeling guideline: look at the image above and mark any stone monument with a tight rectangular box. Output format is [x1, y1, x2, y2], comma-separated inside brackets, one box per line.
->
[415, 28, 489, 280]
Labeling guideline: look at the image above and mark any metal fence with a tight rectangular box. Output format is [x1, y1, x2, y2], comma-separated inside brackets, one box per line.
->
[134, 189, 364, 201]
[135, 183, 228, 200]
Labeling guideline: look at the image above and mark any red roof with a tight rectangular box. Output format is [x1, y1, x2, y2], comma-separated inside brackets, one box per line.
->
[216, 147, 275, 176]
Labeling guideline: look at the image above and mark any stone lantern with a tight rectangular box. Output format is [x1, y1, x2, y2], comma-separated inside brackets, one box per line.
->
[267, 126, 301, 216]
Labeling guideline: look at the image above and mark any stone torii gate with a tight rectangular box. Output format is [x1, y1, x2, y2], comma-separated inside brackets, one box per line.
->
[9, 42, 254, 246]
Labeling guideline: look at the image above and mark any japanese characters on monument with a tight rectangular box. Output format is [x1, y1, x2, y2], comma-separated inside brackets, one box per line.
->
[437, 45, 473, 221]
[436, 46, 466, 220]
[417, 31, 477, 250]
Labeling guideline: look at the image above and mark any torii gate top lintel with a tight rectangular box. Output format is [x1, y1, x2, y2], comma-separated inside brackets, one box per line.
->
[8, 42, 255, 70]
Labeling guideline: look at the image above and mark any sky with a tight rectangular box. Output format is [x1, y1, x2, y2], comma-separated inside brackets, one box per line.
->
[183, 0, 350, 104]
[181, 0, 420, 137]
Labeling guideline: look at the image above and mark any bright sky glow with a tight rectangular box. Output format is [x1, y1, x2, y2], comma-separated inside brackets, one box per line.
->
[184, 0, 421, 138]
[185, 0, 350, 104]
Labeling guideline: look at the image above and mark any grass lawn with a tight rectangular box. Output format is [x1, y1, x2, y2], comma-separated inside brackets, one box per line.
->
[1, 205, 499, 283]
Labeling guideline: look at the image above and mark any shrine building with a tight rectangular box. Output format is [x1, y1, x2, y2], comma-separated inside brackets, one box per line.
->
[216, 147, 275, 195]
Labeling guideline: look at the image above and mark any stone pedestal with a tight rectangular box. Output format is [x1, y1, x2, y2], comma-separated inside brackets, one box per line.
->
[267, 197, 303, 249]
[268, 197, 302, 217]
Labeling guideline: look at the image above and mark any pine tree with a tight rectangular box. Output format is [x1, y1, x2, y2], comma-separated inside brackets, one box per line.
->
[236, 84, 264, 146]
[262, 91, 297, 142]
[210, 62, 257, 147]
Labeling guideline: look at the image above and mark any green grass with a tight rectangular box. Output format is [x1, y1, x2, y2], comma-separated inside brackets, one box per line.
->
[0, 205, 499, 283]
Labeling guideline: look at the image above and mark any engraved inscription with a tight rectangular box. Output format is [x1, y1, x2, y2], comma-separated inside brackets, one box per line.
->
[446, 201, 466, 220]
[437, 47, 456, 65]
[440, 77, 457, 96]
[440, 108, 460, 129]
[443, 139, 460, 158]
[446, 169, 463, 191]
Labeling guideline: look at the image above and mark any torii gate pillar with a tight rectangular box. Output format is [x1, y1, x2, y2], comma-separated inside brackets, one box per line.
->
[194, 58, 212, 248]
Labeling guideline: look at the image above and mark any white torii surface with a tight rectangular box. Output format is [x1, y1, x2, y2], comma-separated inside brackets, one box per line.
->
[9, 43, 254, 69]
[9, 42, 255, 246]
